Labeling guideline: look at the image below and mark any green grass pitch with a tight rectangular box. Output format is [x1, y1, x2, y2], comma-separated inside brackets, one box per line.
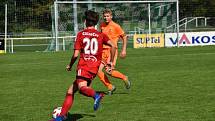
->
[1, 46, 215, 121]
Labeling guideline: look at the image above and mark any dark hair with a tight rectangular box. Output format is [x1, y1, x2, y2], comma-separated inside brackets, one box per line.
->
[84, 10, 99, 27]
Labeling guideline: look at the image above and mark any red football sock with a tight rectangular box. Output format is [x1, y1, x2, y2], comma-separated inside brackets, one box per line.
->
[79, 86, 96, 98]
[60, 93, 74, 116]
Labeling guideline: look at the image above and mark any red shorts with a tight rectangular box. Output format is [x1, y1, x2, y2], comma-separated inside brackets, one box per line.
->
[75, 68, 96, 86]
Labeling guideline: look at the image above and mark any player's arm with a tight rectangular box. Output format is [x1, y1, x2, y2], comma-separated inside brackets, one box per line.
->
[66, 49, 80, 71]
[119, 33, 127, 58]
[67, 32, 81, 71]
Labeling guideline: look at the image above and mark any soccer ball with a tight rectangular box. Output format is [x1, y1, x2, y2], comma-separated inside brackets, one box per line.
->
[52, 107, 62, 119]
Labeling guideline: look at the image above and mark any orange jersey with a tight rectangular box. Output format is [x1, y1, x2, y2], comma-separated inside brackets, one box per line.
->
[100, 21, 125, 48]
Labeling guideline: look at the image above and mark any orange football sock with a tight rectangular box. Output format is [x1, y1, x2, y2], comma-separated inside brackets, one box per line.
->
[111, 70, 127, 81]
[97, 71, 112, 90]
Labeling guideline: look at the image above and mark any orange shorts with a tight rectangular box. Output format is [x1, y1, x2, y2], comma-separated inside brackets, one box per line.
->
[102, 48, 118, 66]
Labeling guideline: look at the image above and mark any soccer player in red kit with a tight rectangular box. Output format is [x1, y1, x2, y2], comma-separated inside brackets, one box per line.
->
[50, 10, 116, 121]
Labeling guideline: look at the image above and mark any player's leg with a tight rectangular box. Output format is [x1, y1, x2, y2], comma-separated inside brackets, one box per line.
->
[108, 50, 131, 89]
[50, 83, 78, 121]
[77, 79, 96, 97]
[110, 70, 131, 89]
[60, 83, 78, 116]
[77, 78, 104, 111]
[97, 63, 115, 92]
[77, 69, 105, 111]
[97, 48, 115, 93]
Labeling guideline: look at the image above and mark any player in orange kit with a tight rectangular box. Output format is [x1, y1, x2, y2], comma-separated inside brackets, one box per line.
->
[97, 8, 131, 95]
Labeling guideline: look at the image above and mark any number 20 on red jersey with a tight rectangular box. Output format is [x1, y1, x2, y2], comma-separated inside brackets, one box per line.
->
[83, 37, 98, 55]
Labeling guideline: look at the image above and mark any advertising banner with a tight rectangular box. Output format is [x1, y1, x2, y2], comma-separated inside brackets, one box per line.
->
[0, 38, 5, 53]
[133, 33, 164, 48]
[165, 31, 215, 47]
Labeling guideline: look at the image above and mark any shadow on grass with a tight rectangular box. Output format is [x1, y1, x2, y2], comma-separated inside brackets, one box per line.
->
[111, 92, 129, 95]
[65, 113, 95, 121]
[96, 90, 129, 95]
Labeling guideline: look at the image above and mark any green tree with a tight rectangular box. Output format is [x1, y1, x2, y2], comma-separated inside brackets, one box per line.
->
[0, 0, 53, 34]
[0, 0, 15, 34]
[179, 0, 215, 17]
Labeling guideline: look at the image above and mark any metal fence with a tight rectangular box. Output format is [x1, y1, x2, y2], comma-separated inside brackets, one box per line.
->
[2, 0, 215, 52]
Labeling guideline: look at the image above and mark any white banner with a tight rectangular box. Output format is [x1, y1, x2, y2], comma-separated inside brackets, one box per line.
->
[165, 31, 215, 47]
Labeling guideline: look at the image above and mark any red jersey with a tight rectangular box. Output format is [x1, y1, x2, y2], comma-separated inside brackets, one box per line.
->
[74, 28, 110, 74]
